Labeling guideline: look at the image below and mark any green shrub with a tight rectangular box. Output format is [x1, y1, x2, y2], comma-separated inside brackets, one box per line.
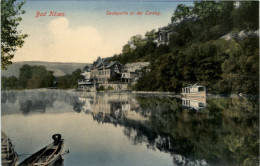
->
[97, 85, 105, 91]
[107, 86, 114, 91]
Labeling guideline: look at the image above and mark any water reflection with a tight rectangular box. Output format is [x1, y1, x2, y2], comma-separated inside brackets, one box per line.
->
[182, 97, 206, 111]
[1, 90, 259, 166]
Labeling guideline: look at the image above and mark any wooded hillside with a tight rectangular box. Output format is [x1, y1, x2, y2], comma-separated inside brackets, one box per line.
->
[110, 1, 259, 94]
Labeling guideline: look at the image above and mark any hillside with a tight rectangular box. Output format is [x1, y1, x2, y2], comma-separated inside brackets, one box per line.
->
[110, 1, 259, 94]
[1, 61, 89, 77]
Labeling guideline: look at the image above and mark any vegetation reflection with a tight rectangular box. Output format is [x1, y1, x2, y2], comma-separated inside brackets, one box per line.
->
[1, 91, 258, 165]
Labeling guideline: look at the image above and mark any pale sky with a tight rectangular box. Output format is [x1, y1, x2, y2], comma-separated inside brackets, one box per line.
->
[14, 1, 193, 63]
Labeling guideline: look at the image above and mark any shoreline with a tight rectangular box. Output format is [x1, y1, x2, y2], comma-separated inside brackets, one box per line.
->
[2, 89, 258, 99]
[97, 90, 182, 98]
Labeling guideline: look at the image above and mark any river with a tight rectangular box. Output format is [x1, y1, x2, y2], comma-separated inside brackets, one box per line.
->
[1, 90, 259, 166]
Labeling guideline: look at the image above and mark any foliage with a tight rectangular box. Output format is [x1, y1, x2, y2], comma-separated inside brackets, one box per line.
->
[171, 4, 192, 23]
[1, 66, 84, 90]
[232, 1, 259, 31]
[19, 64, 31, 88]
[219, 36, 259, 94]
[97, 85, 105, 91]
[145, 29, 157, 41]
[58, 69, 83, 89]
[2, 65, 55, 90]
[21, 65, 54, 89]
[111, 1, 259, 94]
[1, 76, 20, 90]
[107, 86, 114, 91]
[1, 0, 28, 69]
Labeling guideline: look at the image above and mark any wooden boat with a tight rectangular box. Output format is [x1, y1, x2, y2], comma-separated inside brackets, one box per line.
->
[181, 84, 206, 98]
[18, 134, 64, 166]
[1, 131, 18, 166]
[52, 157, 64, 166]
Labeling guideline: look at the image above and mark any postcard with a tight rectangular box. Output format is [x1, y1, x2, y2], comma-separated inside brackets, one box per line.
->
[1, 0, 259, 166]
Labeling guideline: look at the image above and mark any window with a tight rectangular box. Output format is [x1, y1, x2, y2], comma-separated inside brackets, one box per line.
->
[198, 87, 205, 92]
[199, 102, 205, 107]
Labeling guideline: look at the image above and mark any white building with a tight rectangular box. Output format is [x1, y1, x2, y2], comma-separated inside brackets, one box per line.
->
[121, 62, 150, 83]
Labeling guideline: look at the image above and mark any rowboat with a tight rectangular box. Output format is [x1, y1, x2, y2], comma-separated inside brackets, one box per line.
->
[18, 134, 64, 166]
[1, 131, 18, 166]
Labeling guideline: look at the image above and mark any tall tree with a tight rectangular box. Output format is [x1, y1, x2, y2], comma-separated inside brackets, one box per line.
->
[145, 29, 157, 41]
[19, 64, 31, 88]
[171, 4, 192, 23]
[1, 0, 28, 69]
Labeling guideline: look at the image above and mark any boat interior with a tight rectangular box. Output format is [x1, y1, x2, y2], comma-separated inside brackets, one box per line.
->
[34, 145, 62, 165]
[18, 140, 63, 166]
[1, 132, 18, 166]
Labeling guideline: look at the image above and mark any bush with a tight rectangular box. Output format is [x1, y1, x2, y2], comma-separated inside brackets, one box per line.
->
[97, 85, 105, 91]
[107, 86, 114, 91]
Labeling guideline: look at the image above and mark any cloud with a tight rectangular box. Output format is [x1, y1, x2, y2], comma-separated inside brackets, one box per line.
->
[14, 18, 114, 63]
[48, 18, 113, 63]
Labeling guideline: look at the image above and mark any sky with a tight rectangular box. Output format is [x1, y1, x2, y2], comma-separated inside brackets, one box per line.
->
[14, 1, 193, 63]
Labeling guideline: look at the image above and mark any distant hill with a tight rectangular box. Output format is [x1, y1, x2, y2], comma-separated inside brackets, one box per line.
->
[1, 61, 89, 77]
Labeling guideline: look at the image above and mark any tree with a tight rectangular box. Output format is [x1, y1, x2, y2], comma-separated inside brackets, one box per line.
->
[1, 76, 8, 90]
[220, 36, 259, 94]
[71, 69, 84, 86]
[111, 1, 259, 94]
[18, 65, 55, 89]
[1, 0, 28, 69]
[171, 4, 192, 23]
[7, 76, 19, 89]
[130, 34, 146, 47]
[232, 1, 259, 30]
[28, 65, 54, 88]
[19, 64, 31, 88]
[58, 69, 83, 89]
[145, 29, 157, 41]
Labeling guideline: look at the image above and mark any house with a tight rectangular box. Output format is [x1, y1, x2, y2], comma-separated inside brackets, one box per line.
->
[124, 62, 150, 72]
[78, 58, 108, 88]
[81, 65, 92, 81]
[121, 62, 149, 83]
[91, 58, 110, 80]
[78, 65, 94, 89]
[96, 61, 123, 83]
[78, 57, 124, 88]
[121, 72, 138, 83]
[181, 84, 206, 97]
[78, 79, 94, 89]
[157, 28, 174, 46]
[78, 57, 150, 89]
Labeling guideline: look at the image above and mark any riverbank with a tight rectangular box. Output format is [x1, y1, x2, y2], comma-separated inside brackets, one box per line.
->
[95, 90, 182, 98]
[2, 88, 258, 99]
[131, 91, 182, 98]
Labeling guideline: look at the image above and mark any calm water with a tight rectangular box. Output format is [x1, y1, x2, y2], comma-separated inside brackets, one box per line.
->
[1, 90, 259, 166]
